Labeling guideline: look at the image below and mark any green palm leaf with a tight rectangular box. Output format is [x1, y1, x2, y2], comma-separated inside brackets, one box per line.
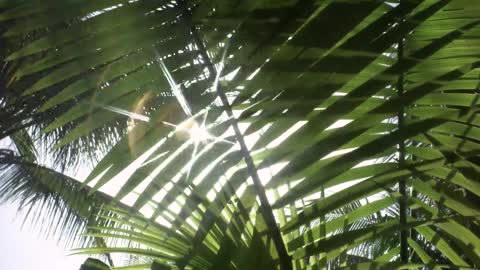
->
[0, 0, 479, 269]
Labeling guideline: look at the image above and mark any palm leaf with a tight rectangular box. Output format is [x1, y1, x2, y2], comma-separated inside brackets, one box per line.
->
[0, 0, 479, 269]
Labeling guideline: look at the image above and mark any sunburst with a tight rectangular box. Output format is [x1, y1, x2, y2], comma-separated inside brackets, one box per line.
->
[98, 44, 235, 183]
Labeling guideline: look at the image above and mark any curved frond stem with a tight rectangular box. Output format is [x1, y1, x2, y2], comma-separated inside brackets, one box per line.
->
[397, 20, 409, 263]
[180, 4, 292, 270]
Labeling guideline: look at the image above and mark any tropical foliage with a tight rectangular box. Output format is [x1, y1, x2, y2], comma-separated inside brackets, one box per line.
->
[1, 0, 480, 269]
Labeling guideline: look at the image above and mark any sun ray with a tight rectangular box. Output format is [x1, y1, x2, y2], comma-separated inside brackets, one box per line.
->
[155, 50, 192, 117]
[101, 105, 151, 122]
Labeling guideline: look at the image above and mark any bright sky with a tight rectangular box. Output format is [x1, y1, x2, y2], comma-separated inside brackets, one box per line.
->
[0, 202, 87, 270]
[0, 138, 85, 270]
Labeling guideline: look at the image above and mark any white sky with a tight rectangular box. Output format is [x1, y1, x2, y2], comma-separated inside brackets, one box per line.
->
[0, 202, 87, 270]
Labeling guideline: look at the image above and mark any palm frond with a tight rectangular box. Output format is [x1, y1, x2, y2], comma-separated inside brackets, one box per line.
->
[0, 0, 479, 269]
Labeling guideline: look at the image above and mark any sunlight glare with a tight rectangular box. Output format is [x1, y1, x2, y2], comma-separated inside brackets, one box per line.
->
[175, 118, 211, 143]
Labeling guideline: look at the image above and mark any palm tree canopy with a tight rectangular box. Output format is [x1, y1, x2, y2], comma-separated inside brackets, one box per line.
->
[0, 0, 480, 269]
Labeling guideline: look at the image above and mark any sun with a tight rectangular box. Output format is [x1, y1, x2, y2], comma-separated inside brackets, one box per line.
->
[174, 118, 211, 143]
